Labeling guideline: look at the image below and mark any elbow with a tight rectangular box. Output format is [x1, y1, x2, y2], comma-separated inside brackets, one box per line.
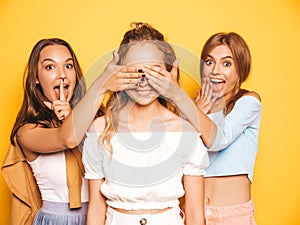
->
[203, 139, 213, 149]
[201, 131, 216, 149]
[205, 123, 218, 148]
[64, 139, 78, 149]
[61, 135, 79, 149]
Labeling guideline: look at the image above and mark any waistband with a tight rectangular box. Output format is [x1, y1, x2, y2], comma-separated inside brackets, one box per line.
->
[106, 206, 184, 224]
[41, 201, 88, 215]
[205, 199, 255, 219]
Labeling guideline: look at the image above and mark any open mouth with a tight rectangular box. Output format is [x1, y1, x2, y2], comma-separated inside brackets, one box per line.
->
[210, 78, 225, 84]
[210, 78, 225, 92]
[54, 84, 69, 100]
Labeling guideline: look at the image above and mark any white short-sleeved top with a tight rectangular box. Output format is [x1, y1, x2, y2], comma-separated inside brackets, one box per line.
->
[83, 131, 209, 210]
[205, 96, 262, 182]
[28, 151, 89, 203]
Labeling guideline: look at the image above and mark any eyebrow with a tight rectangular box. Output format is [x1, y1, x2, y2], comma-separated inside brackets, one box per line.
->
[42, 58, 73, 63]
[207, 54, 234, 60]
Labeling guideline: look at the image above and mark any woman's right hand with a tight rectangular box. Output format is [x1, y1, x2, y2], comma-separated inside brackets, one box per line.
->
[44, 79, 72, 121]
[99, 52, 143, 93]
[194, 77, 219, 114]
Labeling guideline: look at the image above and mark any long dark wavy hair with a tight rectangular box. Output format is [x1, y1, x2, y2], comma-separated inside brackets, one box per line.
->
[10, 38, 86, 145]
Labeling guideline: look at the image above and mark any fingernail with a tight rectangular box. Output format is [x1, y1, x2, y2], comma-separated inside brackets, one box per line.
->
[138, 69, 143, 73]
[142, 74, 146, 78]
[141, 77, 145, 81]
[135, 83, 139, 87]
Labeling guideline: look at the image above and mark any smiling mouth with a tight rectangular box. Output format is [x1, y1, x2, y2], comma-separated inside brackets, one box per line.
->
[136, 89, 153, 94]
[210, 78, 225, 84]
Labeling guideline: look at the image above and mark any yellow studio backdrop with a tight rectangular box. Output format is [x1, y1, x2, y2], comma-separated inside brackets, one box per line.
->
[0, 0, 299, 224]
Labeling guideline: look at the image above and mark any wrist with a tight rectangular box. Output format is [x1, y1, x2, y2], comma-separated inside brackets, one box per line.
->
[172, 88, 189, 104]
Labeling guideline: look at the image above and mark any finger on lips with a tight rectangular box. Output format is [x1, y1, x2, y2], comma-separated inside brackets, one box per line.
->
[59, 79, 66, 101]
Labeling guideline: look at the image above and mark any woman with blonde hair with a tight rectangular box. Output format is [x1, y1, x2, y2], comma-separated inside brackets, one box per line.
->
[83, 23, 209, 225]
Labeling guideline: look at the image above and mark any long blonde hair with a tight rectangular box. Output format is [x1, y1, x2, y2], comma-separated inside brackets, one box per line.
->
[102, 22, 179, 153]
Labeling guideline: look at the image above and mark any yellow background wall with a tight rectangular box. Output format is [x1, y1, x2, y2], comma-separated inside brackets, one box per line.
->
[1, 0, 299, 224]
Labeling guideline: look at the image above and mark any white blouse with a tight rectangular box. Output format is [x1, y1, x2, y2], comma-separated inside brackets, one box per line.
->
[83, 131, 209, 210]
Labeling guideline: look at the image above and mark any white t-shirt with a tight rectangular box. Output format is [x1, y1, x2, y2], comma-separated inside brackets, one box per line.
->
[28, 151, 89, 203]
[83, 131, 209, 210]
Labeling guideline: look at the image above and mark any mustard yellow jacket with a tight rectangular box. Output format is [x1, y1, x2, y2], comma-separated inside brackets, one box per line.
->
[2, 140, 85, 225]
[2, 142, 42, 225]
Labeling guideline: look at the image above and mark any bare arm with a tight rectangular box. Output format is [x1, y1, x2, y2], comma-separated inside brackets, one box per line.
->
[200, 91, 261, 151]
[17, 54, 142, 154]
[171, 87, 217, 147]
[144, 62, 217, 147]
[87, 179, 106, 225]
[183, 175, 205, 225]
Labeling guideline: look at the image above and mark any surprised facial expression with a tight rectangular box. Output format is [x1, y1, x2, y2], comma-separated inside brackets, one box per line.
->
[202, 45, 239, 99]
[37, 44, 76, 102]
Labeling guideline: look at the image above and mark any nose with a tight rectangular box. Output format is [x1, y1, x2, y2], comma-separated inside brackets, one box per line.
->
[58, 67, 66, 80]
[138, 78, 148, 88]
[211, 62, 221, 75]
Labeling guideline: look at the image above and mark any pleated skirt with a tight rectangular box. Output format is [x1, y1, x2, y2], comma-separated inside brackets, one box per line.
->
[33, 201, 88, 225]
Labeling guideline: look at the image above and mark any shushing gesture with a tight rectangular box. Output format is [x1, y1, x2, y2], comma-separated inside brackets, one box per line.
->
[44, 79, 72, 121]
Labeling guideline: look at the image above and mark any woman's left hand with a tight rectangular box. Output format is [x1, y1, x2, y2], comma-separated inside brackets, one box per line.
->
[143, 59, 182, 101]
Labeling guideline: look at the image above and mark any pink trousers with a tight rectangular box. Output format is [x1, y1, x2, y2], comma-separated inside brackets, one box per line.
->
[205, 200, 256, 225]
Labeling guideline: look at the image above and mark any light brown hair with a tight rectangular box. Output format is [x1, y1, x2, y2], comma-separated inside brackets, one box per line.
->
[200, 32, 251, 114]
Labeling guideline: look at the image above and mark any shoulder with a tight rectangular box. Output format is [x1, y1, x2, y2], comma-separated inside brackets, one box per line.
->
[157, 106, 198, 132]
[229, 91, 262, 115]
[16, 123, 43, 144]
[17, 123, 40, 133]
[166, 116, 198, 133]
[88, 116, 106, 133]
[162, 107, 198, 132]
[243, 91, 261, 102]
